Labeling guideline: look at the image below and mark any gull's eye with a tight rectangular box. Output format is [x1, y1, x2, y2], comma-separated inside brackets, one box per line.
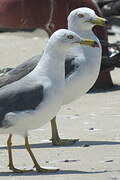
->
[67, 35, 74, 39]
[78, 14, 84, 18]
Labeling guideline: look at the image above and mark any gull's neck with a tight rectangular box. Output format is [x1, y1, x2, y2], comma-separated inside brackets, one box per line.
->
[68, 22, 99, 42]
[77, 30, 99, 45]
[33, 44, 66, 80]
[68, 23, 101, 57]
[68, 23, 101, 72]
[75, 29, 101, 54]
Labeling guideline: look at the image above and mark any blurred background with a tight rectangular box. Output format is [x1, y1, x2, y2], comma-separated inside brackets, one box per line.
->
[0, 0, 120, 90]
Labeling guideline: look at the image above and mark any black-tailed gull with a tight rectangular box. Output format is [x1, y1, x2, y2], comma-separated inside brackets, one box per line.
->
[0, 29, 95, 172]
[51, 8, 106, 145]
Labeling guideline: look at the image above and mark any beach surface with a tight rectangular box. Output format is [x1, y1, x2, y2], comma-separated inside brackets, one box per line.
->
[0, 28, 120, 180]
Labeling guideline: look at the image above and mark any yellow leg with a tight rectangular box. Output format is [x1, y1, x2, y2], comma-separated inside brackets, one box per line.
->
[50, 117, 78, 146]
[7, 134, 32, 173]
[25, 136, 59, 173]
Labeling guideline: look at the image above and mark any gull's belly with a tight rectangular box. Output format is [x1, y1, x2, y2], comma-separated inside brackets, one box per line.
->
[63, 61, 100, 104]
[63, 73, 97, 104]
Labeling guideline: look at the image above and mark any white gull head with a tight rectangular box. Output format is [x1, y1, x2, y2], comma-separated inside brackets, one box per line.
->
[45, 29, 95, 52]
[68, 7, 106, 32]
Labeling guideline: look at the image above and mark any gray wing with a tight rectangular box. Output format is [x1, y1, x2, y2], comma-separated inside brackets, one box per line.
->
[0, 53, 79, 87]
[0, 82, 44, 127]
[0, 55, 41, 88]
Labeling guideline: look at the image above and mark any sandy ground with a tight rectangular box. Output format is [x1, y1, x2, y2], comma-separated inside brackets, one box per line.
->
[0, 29, 120, 179]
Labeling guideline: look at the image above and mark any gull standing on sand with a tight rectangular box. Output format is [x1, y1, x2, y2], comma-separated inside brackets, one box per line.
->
[51, 7, 106, 145]
[0, 29, 96, 173]
[0, 8, 106, 146]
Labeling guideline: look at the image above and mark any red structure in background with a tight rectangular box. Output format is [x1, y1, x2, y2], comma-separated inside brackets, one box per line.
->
[0, 0, 113, 89]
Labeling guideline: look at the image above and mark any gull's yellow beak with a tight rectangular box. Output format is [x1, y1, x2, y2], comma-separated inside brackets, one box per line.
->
[89, 16, 107, 26]
[80, 39, 99, 47]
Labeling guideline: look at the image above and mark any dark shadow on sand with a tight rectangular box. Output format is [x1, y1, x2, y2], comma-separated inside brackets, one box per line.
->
[0, 169, 108, 176]
[88, 84, 120, 94]
[0, 140, 120, 150]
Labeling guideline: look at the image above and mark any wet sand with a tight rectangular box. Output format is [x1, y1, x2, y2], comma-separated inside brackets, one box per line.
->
[0, 29, 120, 179]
